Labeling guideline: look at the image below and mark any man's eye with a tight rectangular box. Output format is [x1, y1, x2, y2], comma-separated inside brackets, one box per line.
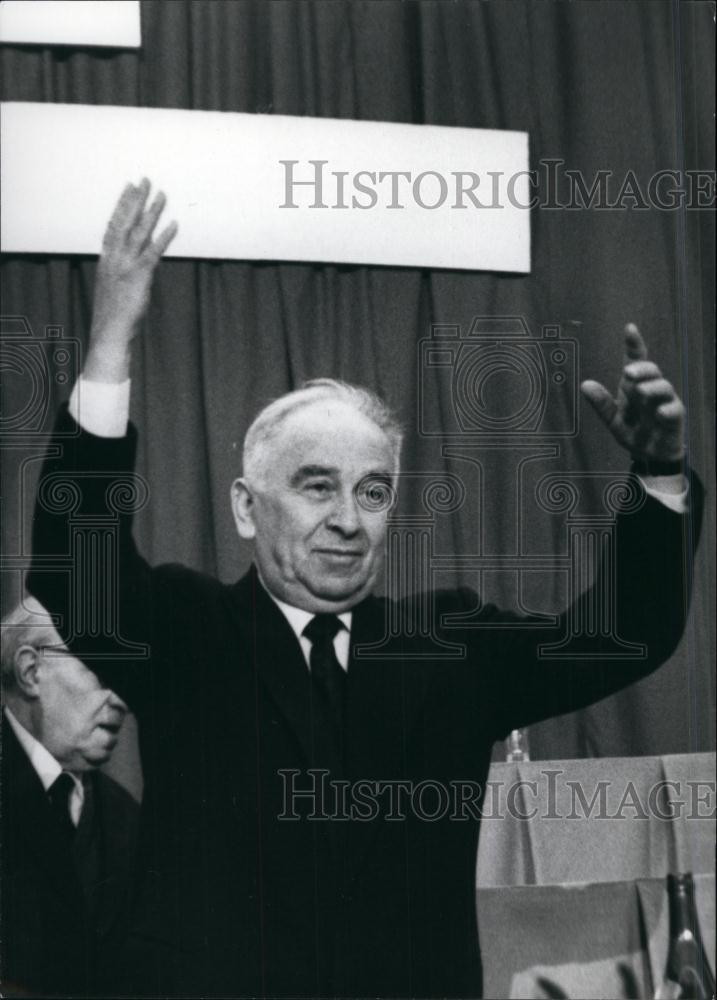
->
[304, 481, 333, 496]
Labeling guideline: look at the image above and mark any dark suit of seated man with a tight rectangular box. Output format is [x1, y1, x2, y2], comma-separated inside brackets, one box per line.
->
[1, 597, 139, 998]
[28, 180, 703, 998]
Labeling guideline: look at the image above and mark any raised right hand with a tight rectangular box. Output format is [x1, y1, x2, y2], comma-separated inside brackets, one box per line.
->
[86, 179, 177, 381]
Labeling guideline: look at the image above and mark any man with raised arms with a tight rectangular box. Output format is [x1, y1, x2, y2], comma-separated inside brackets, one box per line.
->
[29, 180, 701, 998]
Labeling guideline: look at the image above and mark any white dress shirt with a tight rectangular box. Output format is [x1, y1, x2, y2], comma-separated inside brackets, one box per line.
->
[268, 591, 352, 671]
[4, 707, 84, 825]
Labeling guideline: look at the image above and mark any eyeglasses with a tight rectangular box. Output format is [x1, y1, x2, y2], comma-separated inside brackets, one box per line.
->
[35, 644, 72, 657]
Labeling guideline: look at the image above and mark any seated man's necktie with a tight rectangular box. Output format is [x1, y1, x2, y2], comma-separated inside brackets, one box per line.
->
[48, 771, 77, 839]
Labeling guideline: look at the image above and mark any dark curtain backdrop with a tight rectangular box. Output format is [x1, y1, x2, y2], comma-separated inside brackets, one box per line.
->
[1, 0, 714, 762]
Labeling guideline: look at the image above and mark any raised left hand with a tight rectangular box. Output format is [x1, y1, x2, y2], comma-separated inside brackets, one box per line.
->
[580, 324, 685, 462]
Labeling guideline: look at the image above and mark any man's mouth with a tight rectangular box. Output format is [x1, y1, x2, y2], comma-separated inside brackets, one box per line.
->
[98, 721, 122, 736]
[315, 548, 364, 563]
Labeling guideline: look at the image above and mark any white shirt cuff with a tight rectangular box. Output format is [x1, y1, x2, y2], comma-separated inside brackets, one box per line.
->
[638, 476, 689, 514]
[69, 376, 131, 438]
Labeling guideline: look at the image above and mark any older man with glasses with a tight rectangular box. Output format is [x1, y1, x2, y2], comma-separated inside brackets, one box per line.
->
[1, 597, 138, 998]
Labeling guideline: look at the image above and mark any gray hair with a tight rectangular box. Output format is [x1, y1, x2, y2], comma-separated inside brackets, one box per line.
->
[242, 378, 403, 486]
[1, 596, 59, 690]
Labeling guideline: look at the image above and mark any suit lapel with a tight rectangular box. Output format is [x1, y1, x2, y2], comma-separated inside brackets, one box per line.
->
[2, 722, 84, 909]
[229, 567, 344, 776]
[227, 569, 431, 848]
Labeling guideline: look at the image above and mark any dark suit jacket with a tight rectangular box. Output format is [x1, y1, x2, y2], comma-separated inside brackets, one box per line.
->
[0, 721, 140, 998]
[27, 407, 703, 998]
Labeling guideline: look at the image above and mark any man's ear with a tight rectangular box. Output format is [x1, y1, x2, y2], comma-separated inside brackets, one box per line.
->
[13, 645, 42, 699]
[231, 478, 257, 540]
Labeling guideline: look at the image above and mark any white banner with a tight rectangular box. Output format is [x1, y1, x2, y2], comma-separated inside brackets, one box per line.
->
[0, 1, 141, 48]
[1, 102, 530, 272]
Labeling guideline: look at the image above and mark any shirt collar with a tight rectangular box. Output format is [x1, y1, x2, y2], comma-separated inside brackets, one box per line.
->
[258, 575, 352, 643]
[4, 705, 65, 793]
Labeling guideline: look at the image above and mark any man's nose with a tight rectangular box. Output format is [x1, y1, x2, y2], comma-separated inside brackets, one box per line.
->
[107, 690, 129, 715]
[326, 491, 361, 535]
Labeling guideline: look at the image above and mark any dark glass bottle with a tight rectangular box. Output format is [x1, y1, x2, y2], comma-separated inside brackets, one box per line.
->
[656, 873, 716, 1000]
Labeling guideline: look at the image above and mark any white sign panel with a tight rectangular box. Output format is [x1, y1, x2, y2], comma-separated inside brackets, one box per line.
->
[0, 1, 140, 48]
[1, 102, 530, 272]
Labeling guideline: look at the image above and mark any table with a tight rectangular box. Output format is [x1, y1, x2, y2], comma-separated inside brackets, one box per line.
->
[475, 753, 715, 999]
[477, 753, 715, 887]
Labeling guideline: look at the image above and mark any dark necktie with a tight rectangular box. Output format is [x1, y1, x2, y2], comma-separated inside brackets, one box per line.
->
[303, 614, 347, 748]
[48, 771, 76, 839]
[303, 615, 348, 994]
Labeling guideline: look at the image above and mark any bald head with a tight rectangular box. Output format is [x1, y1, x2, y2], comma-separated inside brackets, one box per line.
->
[2, 595, 127, 771]
[1, 596, 58, 691]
